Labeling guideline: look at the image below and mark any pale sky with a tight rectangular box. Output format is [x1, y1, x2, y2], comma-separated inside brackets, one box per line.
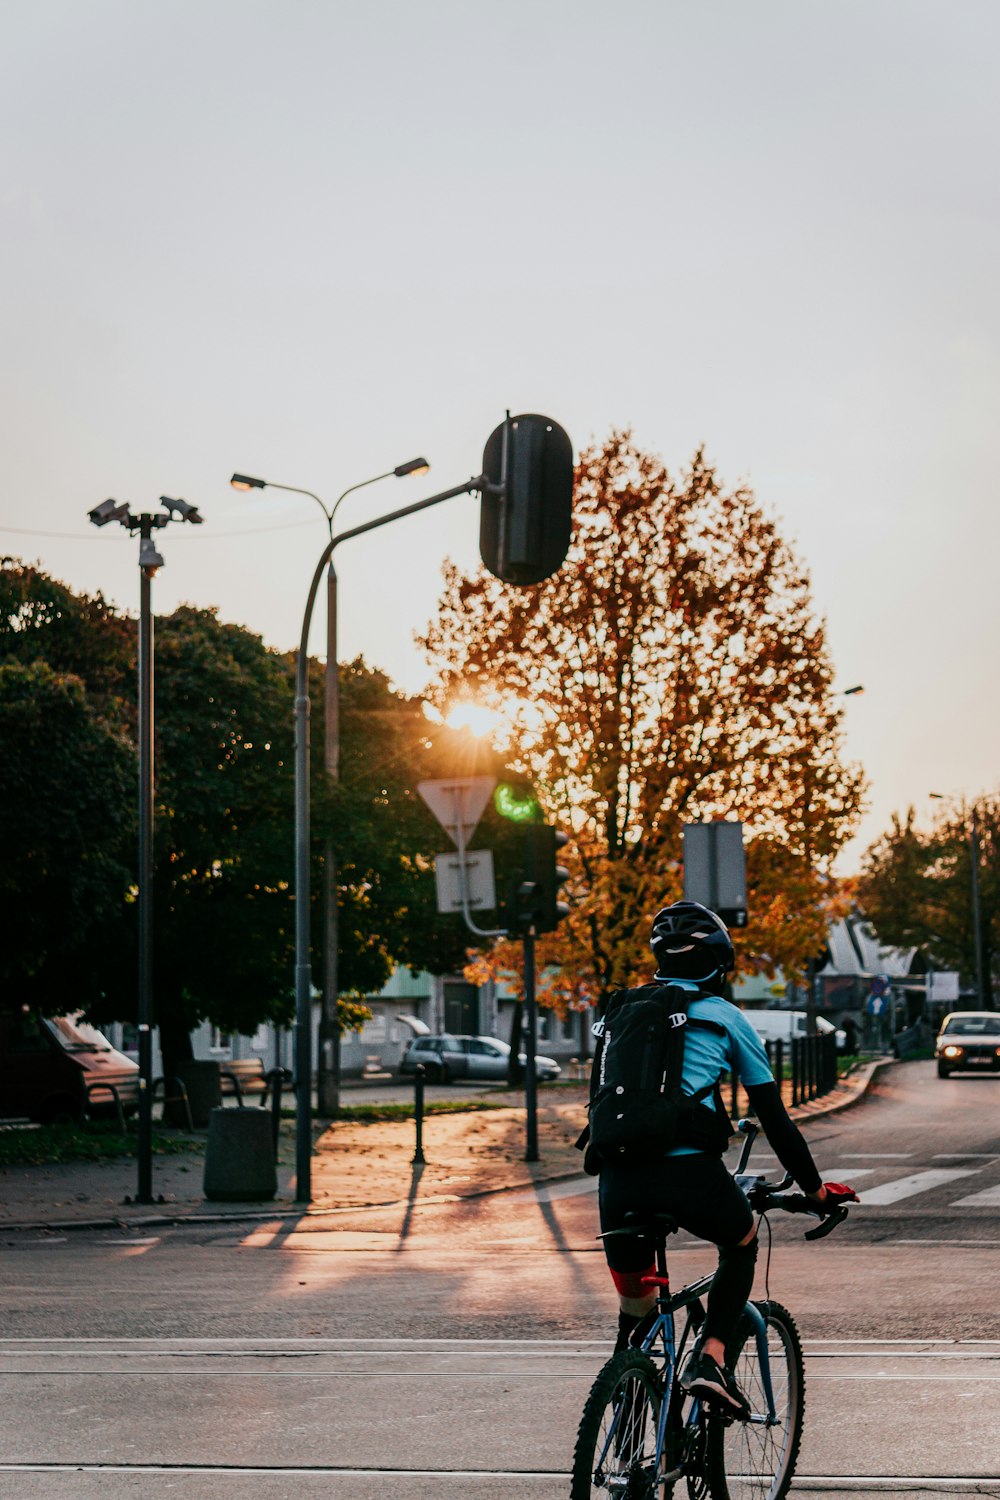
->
[2, 1, 998, 872]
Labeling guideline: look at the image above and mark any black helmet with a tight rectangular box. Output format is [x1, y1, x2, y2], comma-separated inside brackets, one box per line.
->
[650, 901, 735, 976]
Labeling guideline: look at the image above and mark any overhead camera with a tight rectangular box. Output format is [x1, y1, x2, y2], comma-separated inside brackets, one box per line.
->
[88, 498, 132, 528]
[159, 495, 203, 524]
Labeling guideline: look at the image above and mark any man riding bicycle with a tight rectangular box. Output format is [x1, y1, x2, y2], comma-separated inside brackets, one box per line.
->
[595, 901, 856, 1413]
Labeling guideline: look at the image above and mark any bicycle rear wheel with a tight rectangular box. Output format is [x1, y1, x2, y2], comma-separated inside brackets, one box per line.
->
[571, 1348, 663, 1500]
[705, 1300, 804, 1500]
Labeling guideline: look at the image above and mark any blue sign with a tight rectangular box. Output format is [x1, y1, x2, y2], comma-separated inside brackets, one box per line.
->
[870, 974, 890, 998]
[866, 994, 886, 1017]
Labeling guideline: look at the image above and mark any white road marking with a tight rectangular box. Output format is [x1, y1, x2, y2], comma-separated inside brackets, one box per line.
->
[837, 1152, 913, 1159]
[951, 1184, 1000, 1207]
[858, 1168, 978, 1206]
[1, 1465, 998, 1488]
[933, 1152, 999, 1159]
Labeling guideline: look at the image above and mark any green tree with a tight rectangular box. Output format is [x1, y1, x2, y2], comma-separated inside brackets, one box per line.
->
[0, 558, 132, 717]
[419, 432, 865, 1011]
[1, 561, 481, 1066]
[860, 799, 999, 997]
[0, 659, 135, 1008]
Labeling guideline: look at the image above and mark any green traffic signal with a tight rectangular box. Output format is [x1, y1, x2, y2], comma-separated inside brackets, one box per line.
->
[494, 781, 541, 823]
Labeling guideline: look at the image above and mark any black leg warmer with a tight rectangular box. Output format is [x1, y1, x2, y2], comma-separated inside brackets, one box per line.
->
[704, 1236, 759, 1346]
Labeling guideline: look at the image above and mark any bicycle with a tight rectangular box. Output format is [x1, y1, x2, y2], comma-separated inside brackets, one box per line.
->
[570, 1120, 851, 1500]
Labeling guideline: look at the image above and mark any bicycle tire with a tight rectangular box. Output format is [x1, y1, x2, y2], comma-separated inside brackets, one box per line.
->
[705, 1299, 804, 1500]
[571, 1348, 663, 1500]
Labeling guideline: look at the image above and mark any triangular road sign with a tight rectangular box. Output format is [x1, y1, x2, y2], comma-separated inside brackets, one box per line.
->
[418, 776, 497, 848]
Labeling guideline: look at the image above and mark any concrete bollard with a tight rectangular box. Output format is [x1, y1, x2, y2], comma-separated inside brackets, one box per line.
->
[203, 1106, 277, 1202]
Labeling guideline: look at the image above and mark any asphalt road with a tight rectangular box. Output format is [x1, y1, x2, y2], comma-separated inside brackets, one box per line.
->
[2, 1060, 999, 1498]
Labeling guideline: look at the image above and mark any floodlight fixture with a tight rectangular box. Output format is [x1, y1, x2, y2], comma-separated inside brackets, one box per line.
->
[394, 456, 430, 477]
[160, 495, 203, 524]
[88, 498, 132, 528]
[230, 472, 265, 491]
[138, 537, 165, 573]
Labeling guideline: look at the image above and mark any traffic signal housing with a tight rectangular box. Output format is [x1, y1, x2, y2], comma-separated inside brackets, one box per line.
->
[514, 823, 571, 934]
[479, 414, 573, 586]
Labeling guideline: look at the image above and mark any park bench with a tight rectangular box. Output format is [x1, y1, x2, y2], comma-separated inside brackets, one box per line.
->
[220, 1058, 289, 1106]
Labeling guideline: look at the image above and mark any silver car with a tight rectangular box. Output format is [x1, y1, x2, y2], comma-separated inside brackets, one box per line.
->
[399, 1033, 561, 1084]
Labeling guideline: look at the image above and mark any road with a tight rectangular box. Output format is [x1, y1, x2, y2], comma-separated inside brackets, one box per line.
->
[2, 1060, 999, 1498]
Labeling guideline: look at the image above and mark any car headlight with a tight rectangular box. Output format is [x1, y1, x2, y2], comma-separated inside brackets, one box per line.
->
[943, 1045, 963, 1058]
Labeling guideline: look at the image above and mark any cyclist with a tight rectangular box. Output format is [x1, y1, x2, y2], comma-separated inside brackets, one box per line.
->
[600, 901, 857, 1413]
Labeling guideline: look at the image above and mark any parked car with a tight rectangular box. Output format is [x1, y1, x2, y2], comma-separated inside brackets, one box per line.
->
[0, 1007, 140, 1124]
[935, 1012, 1000, 1078]
[399, 1033, 561, 1084]
[746, 1010, 847, 1051]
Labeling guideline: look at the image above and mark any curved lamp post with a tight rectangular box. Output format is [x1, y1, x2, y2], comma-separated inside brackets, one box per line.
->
[230, 459, 434, 1182]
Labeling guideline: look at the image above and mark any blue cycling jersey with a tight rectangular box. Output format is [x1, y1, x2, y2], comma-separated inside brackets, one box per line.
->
[657, 977, 774, 1157]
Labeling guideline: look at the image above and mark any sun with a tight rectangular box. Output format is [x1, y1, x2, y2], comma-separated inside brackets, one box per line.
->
[444, 700, 505, 738]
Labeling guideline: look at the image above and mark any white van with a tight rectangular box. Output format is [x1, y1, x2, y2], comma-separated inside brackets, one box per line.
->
[745, 1010, 846, 1050]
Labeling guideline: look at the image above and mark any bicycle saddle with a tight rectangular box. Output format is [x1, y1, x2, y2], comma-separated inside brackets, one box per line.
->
[615, 1210, 679, 1239]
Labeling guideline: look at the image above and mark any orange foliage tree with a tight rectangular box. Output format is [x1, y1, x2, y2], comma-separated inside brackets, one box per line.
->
[419, 432, 865, 1018]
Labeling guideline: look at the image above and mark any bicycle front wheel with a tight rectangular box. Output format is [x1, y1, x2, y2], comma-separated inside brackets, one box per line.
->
[571, 1348, 663, 1500]
[705, 1299, 804, 1500]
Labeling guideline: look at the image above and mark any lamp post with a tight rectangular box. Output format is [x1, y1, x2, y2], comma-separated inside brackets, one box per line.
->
[230, 459, 430, 1127]
[930, 792, 988, 1009]
[232, 412, 573, 1202]
[87, 494, 204, 1204]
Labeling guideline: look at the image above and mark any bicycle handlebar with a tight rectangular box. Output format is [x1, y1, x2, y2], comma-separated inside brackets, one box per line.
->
[734, 1171, 851, 1240]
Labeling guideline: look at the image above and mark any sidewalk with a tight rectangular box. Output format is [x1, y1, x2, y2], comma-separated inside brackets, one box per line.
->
[0, 1061, 890, 1233]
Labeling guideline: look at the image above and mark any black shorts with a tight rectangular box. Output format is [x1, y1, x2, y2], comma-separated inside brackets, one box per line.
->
[599, 1152, 754, 1274]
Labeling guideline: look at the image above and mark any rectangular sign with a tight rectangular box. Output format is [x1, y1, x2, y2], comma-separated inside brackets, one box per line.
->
[682, 821, 748, 927]
[434, 849, 496, 913]
[928, 971, 960, 1002]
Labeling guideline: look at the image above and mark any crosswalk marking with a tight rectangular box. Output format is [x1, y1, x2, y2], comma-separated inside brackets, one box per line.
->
[950, 1184, 1000, 1208]
[858, 1168, 978, 1206]
[838, 1152, 913, 1160]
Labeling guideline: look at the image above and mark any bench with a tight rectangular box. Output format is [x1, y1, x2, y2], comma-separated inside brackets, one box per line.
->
[84, 1072, 141, 1133]
[219, 1058, 289, 1106]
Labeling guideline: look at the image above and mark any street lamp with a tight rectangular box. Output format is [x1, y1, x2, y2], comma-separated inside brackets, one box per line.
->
[87, 494, 204, 1204]
[230, 412, 573, 1202]
[230, 459, 430, 1128]
[929, 792, 988, 1009]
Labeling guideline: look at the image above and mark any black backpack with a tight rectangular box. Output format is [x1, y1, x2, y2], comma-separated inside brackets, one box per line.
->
[577, 982, 733, 1171]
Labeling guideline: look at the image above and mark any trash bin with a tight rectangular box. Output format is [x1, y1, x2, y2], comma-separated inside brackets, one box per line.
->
[166, 1059, 221, 1128]
[203, 1106, 277, 1202]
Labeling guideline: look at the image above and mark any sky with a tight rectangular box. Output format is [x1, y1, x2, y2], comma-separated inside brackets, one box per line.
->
[2, 0, 998, 872]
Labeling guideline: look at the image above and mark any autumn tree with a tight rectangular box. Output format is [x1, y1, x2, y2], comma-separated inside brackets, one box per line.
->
[419, 432, 865, 1015]
[860, 799, 999, 999]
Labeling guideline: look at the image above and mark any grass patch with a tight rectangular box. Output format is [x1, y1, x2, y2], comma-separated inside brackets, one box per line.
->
[0, 1123, 203, 1168]
[330, 1098, 513, 1124]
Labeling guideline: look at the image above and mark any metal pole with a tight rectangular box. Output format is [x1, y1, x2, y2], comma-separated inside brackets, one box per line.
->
[523, 929, 538, 1162]
[412, 1064, 426, 1165]
[318, 561, 341, 1116]
[971, 809, 988, 1009]
[291, 476, 482, 1202]
[136, 552, 154, 1205]
[294, 638, 313, 1202]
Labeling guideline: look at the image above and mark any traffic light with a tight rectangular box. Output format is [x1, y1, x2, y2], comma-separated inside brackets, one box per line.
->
[479, 414, 573, 586]
[513, 823, 571, 934]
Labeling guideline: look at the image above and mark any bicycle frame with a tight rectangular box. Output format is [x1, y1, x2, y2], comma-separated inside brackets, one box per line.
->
[595, 1249, 781, 1489]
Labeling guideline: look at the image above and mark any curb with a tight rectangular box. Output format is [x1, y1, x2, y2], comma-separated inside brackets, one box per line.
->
[2, 1058, 895, 1236]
